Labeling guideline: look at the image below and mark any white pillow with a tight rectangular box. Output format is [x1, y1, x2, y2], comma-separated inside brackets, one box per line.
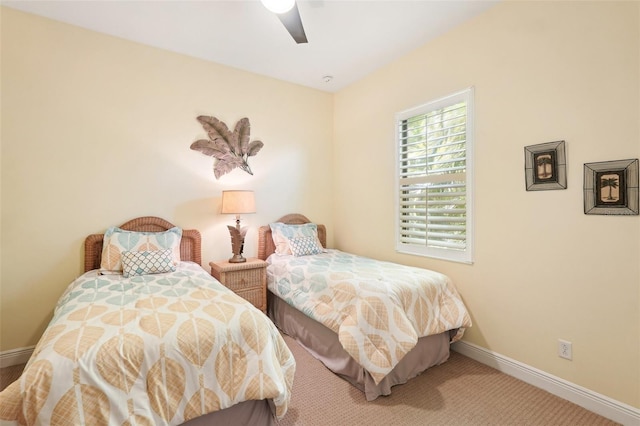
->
[100, 226, 182, 274]
[269, 222, 323, 255]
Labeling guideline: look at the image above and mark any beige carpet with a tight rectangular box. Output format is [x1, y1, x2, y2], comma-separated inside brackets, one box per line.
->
[0, 364, 23, 392]
[277, 335, 617, 426]
[1, 335, 619, 425]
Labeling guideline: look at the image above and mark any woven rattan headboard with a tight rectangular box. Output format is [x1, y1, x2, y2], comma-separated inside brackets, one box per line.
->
[84, 216, 202, 272]
[257, 213, 327, 260]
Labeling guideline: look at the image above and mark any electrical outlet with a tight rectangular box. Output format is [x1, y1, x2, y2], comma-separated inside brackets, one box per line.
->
[558, 339, 572, 360]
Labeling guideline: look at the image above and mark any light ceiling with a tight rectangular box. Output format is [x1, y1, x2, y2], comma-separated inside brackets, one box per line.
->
[2, 0, 498, 92]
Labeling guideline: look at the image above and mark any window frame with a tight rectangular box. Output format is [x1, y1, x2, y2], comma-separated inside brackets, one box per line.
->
[394, 87, 475, 264]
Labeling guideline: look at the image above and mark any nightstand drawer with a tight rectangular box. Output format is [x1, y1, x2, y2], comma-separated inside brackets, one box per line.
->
[223, 268, 264, 292]
[209, 258, 268, 313]
[235, 287, 266, 311]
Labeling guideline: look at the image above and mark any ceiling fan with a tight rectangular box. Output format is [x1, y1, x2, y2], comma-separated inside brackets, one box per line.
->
[261, 0, 308, 44]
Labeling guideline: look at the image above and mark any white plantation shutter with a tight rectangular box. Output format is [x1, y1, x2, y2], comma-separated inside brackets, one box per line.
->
[395, 88, 474, 263]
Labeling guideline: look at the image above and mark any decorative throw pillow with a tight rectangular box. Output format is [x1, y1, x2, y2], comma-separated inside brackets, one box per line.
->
[121, 249, 176, 278]
[100, 226, 182, 274]
[289, 235, 324, 257]
[269, 222, 323, 255]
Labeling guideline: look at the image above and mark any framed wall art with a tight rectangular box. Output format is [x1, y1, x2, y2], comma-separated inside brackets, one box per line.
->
[583, 158, 639, 215]
[524, 140, 567, 191]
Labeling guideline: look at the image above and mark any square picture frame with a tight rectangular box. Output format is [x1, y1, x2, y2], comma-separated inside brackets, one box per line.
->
[524, 140, 567, 191]
[584, 158, 639, 215]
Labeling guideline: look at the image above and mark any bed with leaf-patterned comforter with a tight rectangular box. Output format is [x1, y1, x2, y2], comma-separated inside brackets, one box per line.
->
[0, 262, 295, 426]
[267, 249, 471, 398]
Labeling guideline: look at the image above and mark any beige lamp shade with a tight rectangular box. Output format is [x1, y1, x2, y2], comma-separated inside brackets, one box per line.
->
[221, 190, 256, 215]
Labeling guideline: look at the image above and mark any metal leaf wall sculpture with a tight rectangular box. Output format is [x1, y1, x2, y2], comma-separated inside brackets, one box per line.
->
[190, 116, 264, 179]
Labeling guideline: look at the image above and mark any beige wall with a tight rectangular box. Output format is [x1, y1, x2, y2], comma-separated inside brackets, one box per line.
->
[0, 7, 333, 351]
[334, 1, 639, 407]
[1, 0, 639, 411]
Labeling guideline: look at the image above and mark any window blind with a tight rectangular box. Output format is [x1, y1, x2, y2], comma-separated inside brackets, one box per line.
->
[395, 88, 473, 263]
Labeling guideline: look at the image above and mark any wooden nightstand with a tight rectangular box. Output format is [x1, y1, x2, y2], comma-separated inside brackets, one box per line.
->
[209, 258, 268, 313]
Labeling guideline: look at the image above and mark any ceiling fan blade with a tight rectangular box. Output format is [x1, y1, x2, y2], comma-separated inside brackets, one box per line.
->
[277, 2, 308, 44]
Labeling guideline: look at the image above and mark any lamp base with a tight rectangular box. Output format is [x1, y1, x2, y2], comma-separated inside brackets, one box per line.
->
[228, 254, 247, 263]
[226, 224, 248, 263]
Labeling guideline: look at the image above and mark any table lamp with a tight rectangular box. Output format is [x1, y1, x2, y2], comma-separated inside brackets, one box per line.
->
[221, 190, 256, 263]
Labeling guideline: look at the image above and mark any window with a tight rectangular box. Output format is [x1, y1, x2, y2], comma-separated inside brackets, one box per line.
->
[395, 88, 474, 264]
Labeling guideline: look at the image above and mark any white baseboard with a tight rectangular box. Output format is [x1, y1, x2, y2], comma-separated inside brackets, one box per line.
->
[0, 346, 34, 369]
[451, 341, 640, 426]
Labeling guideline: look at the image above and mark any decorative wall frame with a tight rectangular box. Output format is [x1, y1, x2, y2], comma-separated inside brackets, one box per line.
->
[583, 158, 639, 215]
[524, 140, 567, 191]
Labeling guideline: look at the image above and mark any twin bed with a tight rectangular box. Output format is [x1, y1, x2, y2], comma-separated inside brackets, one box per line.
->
[259, 214, 472, 401]
[0, 217, 294, 426]
[1, 213, 471, 425]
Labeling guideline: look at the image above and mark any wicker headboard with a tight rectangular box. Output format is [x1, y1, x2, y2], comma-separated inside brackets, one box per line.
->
[257, 213, 327, 260]
[84, 216, 202, 272]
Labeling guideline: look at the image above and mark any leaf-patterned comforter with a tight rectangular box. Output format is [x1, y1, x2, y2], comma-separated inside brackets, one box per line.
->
[267, 250, 471, 384]
[0, 262, 295, 425]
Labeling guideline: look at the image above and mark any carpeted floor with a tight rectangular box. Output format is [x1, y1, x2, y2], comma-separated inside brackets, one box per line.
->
[0, 363, 23, 392]
[0, 334, 619, 425]
[276, 335, 617, 425]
